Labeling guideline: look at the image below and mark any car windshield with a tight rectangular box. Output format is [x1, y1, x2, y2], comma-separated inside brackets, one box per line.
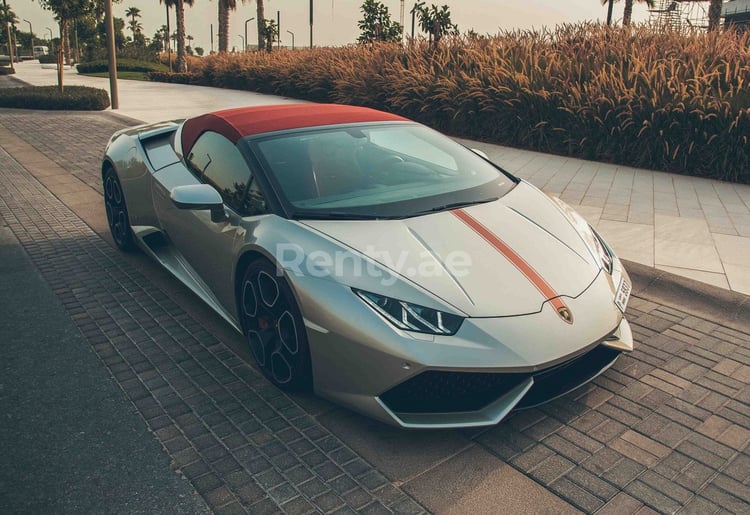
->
[248, 122, 516, 219]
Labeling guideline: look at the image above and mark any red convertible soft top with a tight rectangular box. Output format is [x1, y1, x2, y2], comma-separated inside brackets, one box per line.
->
[180, 103, 408, 156]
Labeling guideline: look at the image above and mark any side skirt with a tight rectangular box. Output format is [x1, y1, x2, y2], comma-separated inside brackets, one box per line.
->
[132, 226, 242, 333]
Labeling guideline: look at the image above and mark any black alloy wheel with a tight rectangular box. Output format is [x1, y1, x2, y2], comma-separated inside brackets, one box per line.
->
[103, 168, 135, 251]
[240, 259, 312, 391]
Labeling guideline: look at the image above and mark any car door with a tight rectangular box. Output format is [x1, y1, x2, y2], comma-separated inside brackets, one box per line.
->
[152, 130, 268, 312]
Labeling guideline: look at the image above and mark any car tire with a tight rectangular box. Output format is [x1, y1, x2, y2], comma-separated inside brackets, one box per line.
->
[240, 259, 312, 392]
[103, 167, 135, 251]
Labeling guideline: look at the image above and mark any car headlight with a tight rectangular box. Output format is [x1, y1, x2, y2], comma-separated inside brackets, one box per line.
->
[354, 289, 463, 335]
[590, 227, 614, 274]
[551, 197, 615, 274]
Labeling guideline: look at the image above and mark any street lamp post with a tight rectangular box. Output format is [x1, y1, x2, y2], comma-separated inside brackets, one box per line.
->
[286, 30, 294, 50]
[238, 34, 244, 52]
[23, 19, 32, 57]
[244, 17, 254, 52]
[309, 0, 313, 48]
[411, 5, 416, 39]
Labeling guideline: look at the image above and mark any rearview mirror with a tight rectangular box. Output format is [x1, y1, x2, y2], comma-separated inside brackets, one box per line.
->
[171, 184, 228, 223]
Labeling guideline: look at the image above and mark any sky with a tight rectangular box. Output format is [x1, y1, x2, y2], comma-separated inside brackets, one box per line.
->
[14, 0, 655, 52]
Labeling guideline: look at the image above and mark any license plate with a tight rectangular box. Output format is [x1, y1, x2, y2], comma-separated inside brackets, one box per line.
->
[615, 276, 631, 313]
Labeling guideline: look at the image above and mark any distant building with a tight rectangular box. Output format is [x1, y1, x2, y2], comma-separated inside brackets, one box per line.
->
[723, 0, 750, 30]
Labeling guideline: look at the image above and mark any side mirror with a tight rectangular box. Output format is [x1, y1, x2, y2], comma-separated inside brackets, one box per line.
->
[171, 184, 228, 223]
[471, 148, 490, 160]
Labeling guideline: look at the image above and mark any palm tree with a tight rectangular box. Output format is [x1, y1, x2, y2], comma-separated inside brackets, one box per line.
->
[708, 0, 723, 31]
[174, 0, 195, 72]
[0, 4, 18, 67]
[256, 0, 265, 51]
[159, 0, 175, 70]
[156, 0, 192, 73]
[125, 6, 141, 34]
[217, 0, 230, 52]
[217, 0, 247, 53]
[601, 0, 619, 25]
[216, 0, 266, 53]
[623, 0, 654, 25]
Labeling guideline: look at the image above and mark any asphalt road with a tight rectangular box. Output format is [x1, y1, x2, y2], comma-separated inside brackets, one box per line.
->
[0, 224, 209, 513]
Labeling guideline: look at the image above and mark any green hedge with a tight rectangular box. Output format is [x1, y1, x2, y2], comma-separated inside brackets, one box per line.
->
[0, 86, 110, 110]
[149, 24, 750, 183]
[0, 66, 15, 75]
[37, 54, 57, 64]
[77, 58, 169, 74]
[147, 71, 195, 84]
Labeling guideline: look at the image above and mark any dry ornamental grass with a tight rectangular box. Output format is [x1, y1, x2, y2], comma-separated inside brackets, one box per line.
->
[150, 23, 750, 183]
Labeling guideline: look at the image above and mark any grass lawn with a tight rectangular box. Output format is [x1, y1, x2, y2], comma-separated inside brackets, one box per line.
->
[81, 71, 150, 81]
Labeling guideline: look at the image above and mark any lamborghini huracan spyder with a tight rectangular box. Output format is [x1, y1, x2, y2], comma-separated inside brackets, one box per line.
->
[102, 103, 633, 428]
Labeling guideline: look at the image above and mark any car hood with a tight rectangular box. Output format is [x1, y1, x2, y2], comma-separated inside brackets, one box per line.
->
[300, 182, 601, 317]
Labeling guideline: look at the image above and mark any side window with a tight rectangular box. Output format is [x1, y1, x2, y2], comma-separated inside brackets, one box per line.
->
[187, 131, 266, 214]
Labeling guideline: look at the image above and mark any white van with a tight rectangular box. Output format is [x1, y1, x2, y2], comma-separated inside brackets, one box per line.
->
[33, 46, 49, 58]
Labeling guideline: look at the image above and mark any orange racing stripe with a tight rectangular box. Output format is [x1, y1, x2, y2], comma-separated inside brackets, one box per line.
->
[452, 208, 573, 324]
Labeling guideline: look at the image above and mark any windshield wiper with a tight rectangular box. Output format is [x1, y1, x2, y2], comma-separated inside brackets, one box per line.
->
[293, 211, 387, 220]
[415, 197, 499, 215]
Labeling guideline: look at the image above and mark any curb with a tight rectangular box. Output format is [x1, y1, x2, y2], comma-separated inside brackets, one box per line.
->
[2, 75, 31, 87]
[624, 259, 750, 335]
[101, 109, 148, 126]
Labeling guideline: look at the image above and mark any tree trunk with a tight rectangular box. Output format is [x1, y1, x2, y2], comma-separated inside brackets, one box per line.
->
[56, 25, 64, 92]
[607, 0, 615, 26]
[176, 0, 187, 72]
[218, 0, 229, 53]
[623, 0, 634, 26]
[166, 4, 172, 72]
[62, 19, 72, 65]
[257, 0, 265, 51]
[708, 0, 723, 31]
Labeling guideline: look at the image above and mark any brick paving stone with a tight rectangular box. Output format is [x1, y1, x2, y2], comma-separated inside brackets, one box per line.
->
[700, 484, 750, 514]
[678, 496, 721, 515]
[549, 477, 604, 513]
[672, 461, 715, 492]
[597, 492, 645, 514]
[624, 480, 682, 513]
[0, 120, 427, 514]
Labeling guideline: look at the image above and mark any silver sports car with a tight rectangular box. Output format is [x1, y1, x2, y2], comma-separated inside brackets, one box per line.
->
[102, 103, 633, 428]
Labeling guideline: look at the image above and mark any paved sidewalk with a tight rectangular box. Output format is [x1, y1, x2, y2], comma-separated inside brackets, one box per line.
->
[11, 60, 750, 296]
[0, 221, 210, 514]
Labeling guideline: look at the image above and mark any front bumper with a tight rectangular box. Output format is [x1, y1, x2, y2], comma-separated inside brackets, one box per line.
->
[300, 267, 633, 428]
[375, 317, 630, 428]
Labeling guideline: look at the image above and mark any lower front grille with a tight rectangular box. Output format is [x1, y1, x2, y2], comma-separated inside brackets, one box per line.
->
[379, 370, 527, 414]
[516, 344, 620, 409]
[379, 344, 621, 415]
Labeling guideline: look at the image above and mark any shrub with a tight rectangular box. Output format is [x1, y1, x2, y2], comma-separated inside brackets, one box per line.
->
[0, 86, 110, 110]
[76, 58, 169, 74]
[150, 24, 750, 183]
[38, 54, 57, 64]
[147, 71, 196, 84]
[0, 66, 15, 75]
